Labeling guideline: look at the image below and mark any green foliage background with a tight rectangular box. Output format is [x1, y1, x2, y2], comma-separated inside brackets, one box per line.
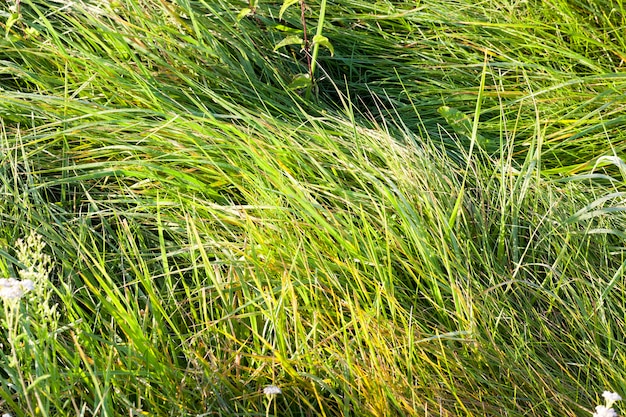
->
[0, 0, 625, 416]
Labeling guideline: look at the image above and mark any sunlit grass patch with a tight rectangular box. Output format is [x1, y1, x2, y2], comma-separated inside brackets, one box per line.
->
[0, 0, 625, 416]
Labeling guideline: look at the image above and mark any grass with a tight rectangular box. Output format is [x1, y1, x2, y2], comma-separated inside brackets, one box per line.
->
[0, 0, 625, 415]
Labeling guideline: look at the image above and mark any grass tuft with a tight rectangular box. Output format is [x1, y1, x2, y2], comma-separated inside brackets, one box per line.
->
[1, 0, 625, 416]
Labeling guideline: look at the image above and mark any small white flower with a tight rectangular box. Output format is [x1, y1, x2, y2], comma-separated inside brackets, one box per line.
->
[603, 391, 622, 407]
[20, 279, 35, 292]
[15, 231, 52, 281]
[263, 385, 282, 396]
[593, 405, 617, 417]
[0, 278, 34, 301]
[2, 413, 12, 417]
[18, 269, 45, 282]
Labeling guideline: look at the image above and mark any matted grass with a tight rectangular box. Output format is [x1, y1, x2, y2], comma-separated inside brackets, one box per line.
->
[0, 0, 625, 416]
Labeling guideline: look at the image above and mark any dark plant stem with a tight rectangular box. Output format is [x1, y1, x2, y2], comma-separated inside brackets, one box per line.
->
[300, 0, 311, 77]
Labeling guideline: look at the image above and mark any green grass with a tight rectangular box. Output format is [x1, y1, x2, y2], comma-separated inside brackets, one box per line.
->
[1, 0, 626, 415]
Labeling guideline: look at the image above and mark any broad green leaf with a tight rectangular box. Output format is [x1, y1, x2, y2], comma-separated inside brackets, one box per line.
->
[273, 35, 304, 51]
[5, 12, 20, 37]
[279, 0, 300, 20]
[288, 73, 311, 90]
[273, 24, 303, 34]
[438, 106, 493, 151]
[24, 26, 40, 39]
[236, 8, 252, 22]
[438, 106, 473, 136]
[312, 34, 334, 56]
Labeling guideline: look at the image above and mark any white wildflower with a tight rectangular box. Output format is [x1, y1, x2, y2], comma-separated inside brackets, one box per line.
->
[593, 405, 617, 417]
[2, 413, 12, 417]
[0, 278, 34, 301]
[263, 385, 282, 397]
[20, 279, 34, 292]
[15, 232, 51, 281]
[18, 268, 47, 283]
[263, 384, 282, 416]
[603, 391, 622, 408]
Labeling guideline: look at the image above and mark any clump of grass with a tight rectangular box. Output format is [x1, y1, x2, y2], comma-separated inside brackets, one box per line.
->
[1, 0, 625, 416]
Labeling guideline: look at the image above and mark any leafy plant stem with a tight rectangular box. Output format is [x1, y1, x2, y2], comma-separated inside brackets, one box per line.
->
[5, 302, 36, 417]
[305, 0, 327, 99]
